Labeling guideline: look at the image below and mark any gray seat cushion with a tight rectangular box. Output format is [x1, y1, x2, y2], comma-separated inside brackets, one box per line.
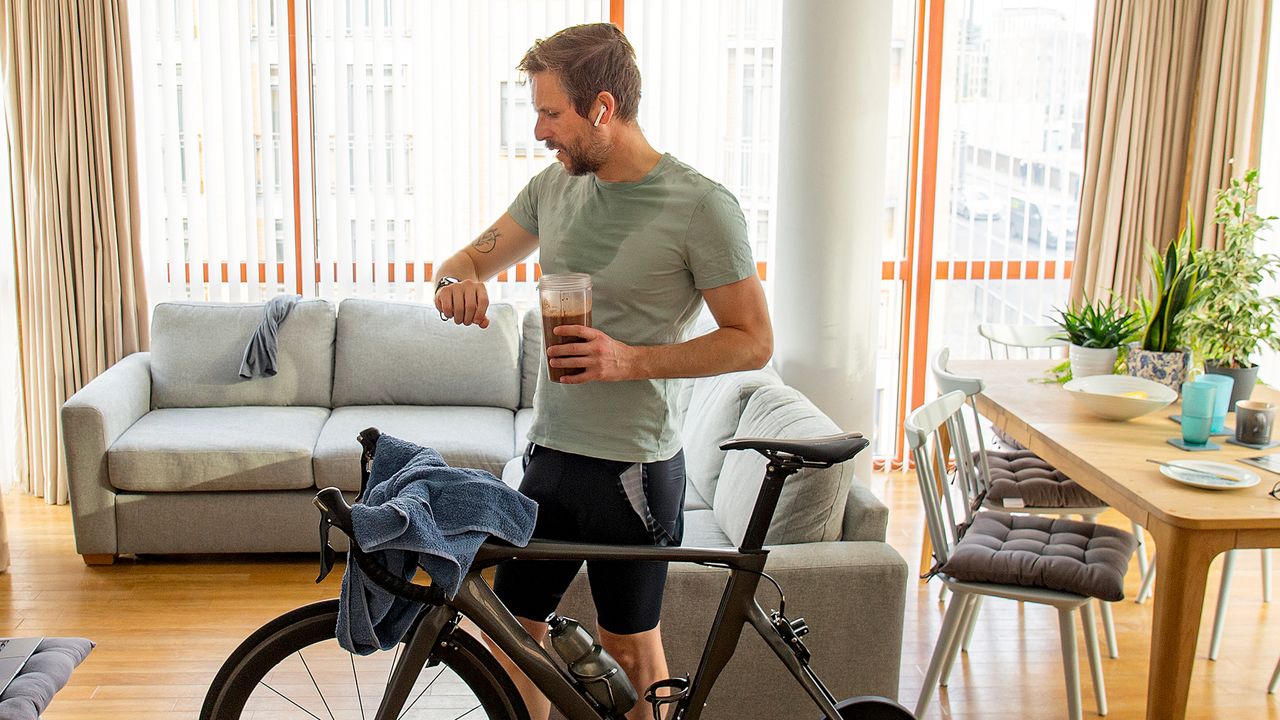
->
[150, 300, 337, 408]
[939, 511, 1136, 602]
[332, 299, 521, 410]
[313, 406, 516, 490]
[682, 368, 781, 504]
[979, 449, 1104, 509]
[0, 638, 94, 720]
[108, 407, 329, 491]
[682, 508, 733, 547]
[714, 386, 852, 546]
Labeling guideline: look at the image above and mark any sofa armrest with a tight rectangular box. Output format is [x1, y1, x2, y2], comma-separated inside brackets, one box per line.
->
[553, 540, 908, 718]
[840, 483, 889, 542]
[61, 352, 151, 556]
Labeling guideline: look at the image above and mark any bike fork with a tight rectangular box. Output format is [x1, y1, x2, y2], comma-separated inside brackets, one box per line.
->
[374, 606, 457, 720]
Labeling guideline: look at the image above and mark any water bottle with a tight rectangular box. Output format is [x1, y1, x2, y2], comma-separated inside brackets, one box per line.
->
[547, 615, 638, 715]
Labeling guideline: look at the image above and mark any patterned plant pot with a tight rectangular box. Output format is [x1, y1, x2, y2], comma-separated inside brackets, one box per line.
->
[1126, 347, 1192, 393]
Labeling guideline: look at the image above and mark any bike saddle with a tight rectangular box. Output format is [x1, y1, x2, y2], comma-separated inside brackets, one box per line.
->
[720, 432, 868, 467]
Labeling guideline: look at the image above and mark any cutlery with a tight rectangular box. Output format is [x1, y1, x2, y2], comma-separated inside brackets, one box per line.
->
[1145, 458, 1240, 483]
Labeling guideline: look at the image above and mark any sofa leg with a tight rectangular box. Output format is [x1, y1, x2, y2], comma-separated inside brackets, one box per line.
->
[82, 554, 116, 565]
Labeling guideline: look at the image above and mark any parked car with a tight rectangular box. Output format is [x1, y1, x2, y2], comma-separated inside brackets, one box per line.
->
[1009, 197, 1078, 252]
[953, 189, 1004, 220]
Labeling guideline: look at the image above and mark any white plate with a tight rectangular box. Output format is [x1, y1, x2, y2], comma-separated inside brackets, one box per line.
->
[1158, 460, 1260, 491]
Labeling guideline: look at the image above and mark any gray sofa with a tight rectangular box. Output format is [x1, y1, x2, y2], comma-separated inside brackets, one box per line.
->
[62, 297, 907, 715]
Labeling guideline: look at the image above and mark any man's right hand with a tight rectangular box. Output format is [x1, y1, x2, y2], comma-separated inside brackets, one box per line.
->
[435, 279, 491, 328]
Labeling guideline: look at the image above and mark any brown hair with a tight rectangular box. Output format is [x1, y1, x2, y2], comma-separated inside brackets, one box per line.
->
[518, 23, 641, 122]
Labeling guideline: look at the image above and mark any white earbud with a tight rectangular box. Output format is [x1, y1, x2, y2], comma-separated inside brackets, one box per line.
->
[593, 106, 606, 127]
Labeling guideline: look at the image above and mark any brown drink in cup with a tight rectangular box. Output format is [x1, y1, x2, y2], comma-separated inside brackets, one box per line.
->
[539, 273, 592, 383]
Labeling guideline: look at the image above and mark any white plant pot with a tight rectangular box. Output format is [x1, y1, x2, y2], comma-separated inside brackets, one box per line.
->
[1070, 344, 1118, 378]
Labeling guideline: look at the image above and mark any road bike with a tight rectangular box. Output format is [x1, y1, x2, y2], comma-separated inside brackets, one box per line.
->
[201, 428, 915, 720]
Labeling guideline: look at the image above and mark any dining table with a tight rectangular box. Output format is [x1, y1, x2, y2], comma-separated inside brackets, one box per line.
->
[949, 359, 1280, 720]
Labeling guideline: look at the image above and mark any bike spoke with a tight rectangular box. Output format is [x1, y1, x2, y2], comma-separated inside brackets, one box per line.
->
[259, 681, 326, 720]
[298, 650, 338, 720]
[454, 704, 484, 719]
[396, 664, 447, 720]
[350, 652, 365, 720]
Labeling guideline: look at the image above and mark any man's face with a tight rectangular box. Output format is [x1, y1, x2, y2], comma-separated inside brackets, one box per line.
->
[531, 72, 610, 176]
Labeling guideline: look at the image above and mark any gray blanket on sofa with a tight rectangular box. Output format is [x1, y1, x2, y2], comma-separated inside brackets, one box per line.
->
[338, 434, 538, 655]
[238, 294, 298, 378]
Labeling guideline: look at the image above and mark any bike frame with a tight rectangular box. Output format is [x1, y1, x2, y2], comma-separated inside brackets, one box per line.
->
[375, 539, 846, 720]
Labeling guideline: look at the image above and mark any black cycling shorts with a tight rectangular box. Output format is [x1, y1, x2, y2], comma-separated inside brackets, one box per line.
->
[492, 443, 686, 635]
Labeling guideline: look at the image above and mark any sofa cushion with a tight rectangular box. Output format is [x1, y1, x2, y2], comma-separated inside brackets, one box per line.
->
[313, 406, 517, 490]
[332, 299, 520, 409]
[520, 307, 541, 409]
[515, 408, 536, 456]
[714, 386, 853, 546]
[501, 456, 524, 491]
[683, 479, 711, 511]
[108, 407, 329, 491]
[682, 368, 781, 504]
[682, 508, 733, 547]
[151, 300, 336, 409]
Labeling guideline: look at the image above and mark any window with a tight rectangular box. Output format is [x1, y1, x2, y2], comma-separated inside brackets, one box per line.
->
[499, 80, 541, 155]
[274, 220, 285, 259]
[131, 2, 790, 307]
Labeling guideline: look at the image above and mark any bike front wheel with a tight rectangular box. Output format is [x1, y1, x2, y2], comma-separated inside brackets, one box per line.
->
[201, 599, 529, 720]
[826, 696, 917, 719]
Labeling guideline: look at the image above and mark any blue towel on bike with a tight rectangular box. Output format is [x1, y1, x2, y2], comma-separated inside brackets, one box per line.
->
[337, 434, 538, 655]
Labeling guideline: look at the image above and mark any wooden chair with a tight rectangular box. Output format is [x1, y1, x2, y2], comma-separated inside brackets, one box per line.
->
[932, 347, 1128, 658]
[907, 390, 1135, 720]
[976, 322, 1067, 359]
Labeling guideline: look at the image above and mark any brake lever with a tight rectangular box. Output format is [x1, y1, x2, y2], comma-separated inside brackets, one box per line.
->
[316, 515, 338, 583]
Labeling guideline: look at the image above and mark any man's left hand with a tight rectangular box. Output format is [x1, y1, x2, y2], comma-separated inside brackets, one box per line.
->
[546, 325, 641, 383]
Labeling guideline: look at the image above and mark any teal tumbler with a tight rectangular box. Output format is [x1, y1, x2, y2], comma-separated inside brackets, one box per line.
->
[1180, 380, 1216, 446]
[1199, 374, 1235, 433]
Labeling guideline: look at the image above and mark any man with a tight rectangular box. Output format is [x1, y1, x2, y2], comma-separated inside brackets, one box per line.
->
[433, 23, 772, 720]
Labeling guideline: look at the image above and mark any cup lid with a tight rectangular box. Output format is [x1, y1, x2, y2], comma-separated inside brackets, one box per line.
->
[538, 272, 592, 291]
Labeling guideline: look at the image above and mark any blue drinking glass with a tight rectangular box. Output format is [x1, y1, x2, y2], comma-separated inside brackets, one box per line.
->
[1181, 414, 1213, 445]
[1199, 374, 1235, 433]
[1180, 380, 1217, 445]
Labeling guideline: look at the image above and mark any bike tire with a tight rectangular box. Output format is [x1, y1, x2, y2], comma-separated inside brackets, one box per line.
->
[827, 696, 917, 719]
[201, 599, 530, 720]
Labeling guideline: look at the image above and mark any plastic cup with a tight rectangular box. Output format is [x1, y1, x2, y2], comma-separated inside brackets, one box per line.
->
[1180, 380, 1217, 419]
[538, 273, 592, 383]
[1199, 375, 1235, 433]
[1179, 380, 1216, 446]
[1181, 414, 1213, 446]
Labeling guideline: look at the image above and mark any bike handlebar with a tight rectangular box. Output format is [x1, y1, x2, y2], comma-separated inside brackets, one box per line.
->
[314, 487, 447, 606]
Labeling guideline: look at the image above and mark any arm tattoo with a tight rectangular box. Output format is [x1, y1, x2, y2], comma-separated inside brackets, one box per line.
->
[473, 228, 499, 254]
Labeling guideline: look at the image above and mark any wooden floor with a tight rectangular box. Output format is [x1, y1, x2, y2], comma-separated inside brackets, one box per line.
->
[2, 473, 1278, 719]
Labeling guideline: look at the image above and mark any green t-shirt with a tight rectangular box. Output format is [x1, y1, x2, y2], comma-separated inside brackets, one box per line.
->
[508, 153, 755, 462]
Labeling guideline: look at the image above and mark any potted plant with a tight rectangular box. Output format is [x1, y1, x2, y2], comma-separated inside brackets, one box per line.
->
[1128, 206, 1204, 392]
[1183, 169, 1280, 408]
[1052, 297, 1142, 378]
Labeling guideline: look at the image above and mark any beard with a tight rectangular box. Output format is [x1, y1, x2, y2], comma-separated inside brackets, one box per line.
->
[549, 134, 611, 176]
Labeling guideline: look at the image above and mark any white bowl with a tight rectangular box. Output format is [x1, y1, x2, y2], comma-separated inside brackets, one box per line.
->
[1062, 374, 1177, 421]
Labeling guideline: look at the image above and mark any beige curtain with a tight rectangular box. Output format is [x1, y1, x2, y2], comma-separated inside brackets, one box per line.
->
[1, 0, 148, 504]
[1072, 0, 1271, 303]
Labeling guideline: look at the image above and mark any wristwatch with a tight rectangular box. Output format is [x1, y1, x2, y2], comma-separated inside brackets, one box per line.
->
[434, 276, 461, 321]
